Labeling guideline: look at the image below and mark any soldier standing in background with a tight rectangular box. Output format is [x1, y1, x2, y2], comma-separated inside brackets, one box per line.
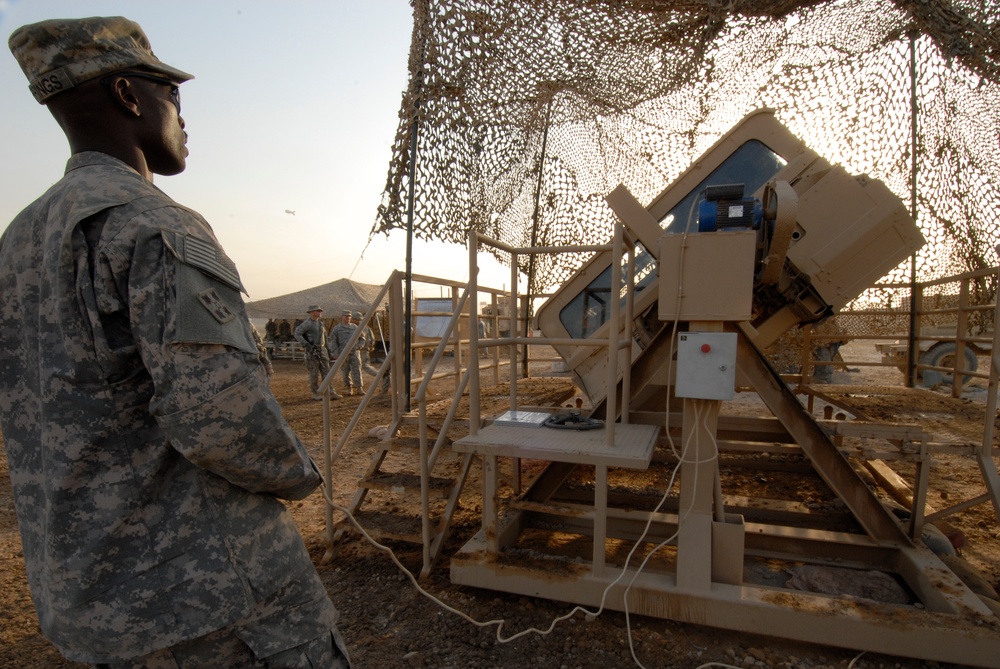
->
[251, 321, 274, 379]
[265, 317, 278, 342]
[294, 305, 338, 400]
[354, 310, 379, 376]
[328, 309, 362, 395]
[0, 17, 350, 668]
[278, 318, 293, 342]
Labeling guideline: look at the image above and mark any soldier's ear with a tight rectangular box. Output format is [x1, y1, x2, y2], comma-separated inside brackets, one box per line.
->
[104, 75, 142, 117]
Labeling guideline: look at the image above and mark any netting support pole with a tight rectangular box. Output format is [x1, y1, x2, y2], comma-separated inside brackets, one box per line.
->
[404, 109, 419, 412]
[906, 31, 920, 389]
[523, 97, 553, 378]
[404, 8, 427, 413]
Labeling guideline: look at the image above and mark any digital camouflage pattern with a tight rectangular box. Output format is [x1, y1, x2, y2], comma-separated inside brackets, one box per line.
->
[0, 152, 345, 664]
[8, 16, 194, 103]
[94, 576, 350, 668]
[250, 322, 273, 378]
[327, 321, 362, 393]
[293, 317, 330, 395]
[96, 623, 349, 669]
[359, 325, 378, 376]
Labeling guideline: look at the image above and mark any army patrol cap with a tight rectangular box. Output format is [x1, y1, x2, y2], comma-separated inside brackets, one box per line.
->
[341, 310, 352, 317]
[306, 305, 323, 313]
[9, 16, 194, 104]
[352, 311, 363, 319]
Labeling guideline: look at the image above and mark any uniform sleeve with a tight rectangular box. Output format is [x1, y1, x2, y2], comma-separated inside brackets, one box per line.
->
[326, 326, 341, 358]
[123, 211, 321, 500]
[250, 323, 273, 377]
[292, 320, 309, 347]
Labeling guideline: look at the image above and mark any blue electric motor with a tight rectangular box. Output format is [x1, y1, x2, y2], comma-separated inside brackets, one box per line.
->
[697, 183, 763, 232]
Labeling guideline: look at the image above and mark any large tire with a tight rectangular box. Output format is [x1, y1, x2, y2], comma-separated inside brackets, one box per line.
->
[919, 342, 978, 386]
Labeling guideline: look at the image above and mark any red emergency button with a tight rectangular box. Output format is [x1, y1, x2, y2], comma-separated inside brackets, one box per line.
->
[701, 343, 711, 353]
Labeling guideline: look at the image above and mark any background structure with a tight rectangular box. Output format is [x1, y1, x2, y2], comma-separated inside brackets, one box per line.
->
[374, 0, 1000, 307]
[244, 278, 384, 321]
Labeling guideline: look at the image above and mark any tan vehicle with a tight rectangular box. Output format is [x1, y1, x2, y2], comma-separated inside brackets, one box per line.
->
[876, 324, 989, 385]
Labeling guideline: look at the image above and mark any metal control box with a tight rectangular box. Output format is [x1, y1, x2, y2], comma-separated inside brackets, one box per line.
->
[659, 231, 755, 322]
[675, 332, 738, 400]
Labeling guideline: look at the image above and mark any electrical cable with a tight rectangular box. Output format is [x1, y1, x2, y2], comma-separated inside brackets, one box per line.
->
[847, 650, 868, 668]
[620, 190, 723, 667]
[542, 413, 604, 430]
[621, 401, 721, 668]
[322, 192, 873, 669]
[322, 486, 648, 645]
[323, 483, 850, 669]
[320, 193, 737, 666]
[321, 446, 709, 663]
[317, 264, 718, 665]
[662, 189, 704, 459]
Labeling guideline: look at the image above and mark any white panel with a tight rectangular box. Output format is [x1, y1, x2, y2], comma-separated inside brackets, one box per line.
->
[675, 332, 737, 400]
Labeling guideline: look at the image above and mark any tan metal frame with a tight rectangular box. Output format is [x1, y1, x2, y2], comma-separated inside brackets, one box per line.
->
[447, 111, 1000, 663]
[450, 229, 1000, 666]
[319, 270, 520, 576]
[313, 108, 1000, 663]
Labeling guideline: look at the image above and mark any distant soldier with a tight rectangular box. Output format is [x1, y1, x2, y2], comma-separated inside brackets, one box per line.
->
[328, 309, 362, 395]
[374, 306, 392, 393]
[477, 318, 489, 357]
[354, 311, 379, 376]
[264, 317, 278, 342]
[250, 321, 273, 379]
[294, 305, 338, 400]
[278, 318, 293, 342]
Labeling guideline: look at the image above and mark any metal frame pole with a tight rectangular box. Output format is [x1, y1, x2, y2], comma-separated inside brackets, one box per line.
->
[906, 31, 920, 388]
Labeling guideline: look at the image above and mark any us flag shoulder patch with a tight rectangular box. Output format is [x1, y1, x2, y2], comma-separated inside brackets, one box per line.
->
[183, 235, 244, 292]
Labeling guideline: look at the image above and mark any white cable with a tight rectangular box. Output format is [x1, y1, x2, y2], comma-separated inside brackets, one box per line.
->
[622, 192, 721, 667]
[663, 191, 704, 459]
[318, 193, 728, 664]
[324, 488, 752, 669]
[323, 487, 620, 644]
[319, 400, 717, 661]
[622, 400, 720, 668]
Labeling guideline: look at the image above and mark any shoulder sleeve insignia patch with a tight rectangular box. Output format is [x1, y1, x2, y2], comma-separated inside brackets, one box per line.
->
[197, 287, 237, 324]
[183, 235, 245, 294]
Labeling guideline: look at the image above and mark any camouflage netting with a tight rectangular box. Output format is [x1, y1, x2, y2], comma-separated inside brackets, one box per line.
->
[374, 0, 1000, 314]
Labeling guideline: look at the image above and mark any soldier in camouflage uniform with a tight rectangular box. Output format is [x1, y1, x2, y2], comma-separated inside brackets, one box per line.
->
[327, 309, 363, 395]
[278, 318, 293, 342]
[353, 311, 379, 377]
[265, 318, 278, 343]
[251, 321, 274, 379]
[1, 17, 350, 668]
[293, 305, 338, 400]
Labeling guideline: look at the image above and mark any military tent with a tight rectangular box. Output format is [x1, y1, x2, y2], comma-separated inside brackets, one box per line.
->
[245, 278, 384, 320]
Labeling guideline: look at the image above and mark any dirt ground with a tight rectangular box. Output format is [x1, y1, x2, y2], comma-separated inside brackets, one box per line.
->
[2, 342, 1000, 669]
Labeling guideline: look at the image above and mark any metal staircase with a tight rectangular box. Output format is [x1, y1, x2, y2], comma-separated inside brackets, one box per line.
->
[332, 431, 475, 578]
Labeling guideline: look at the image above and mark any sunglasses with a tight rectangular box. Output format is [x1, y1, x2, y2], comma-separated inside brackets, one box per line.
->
[100, 71, 181, 114]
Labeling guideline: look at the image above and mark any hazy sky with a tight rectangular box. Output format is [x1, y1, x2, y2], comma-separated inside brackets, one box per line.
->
[0, 0, 511, 301]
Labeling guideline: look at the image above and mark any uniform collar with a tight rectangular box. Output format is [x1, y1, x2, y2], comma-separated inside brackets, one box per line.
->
[65, 151, 142, 176]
